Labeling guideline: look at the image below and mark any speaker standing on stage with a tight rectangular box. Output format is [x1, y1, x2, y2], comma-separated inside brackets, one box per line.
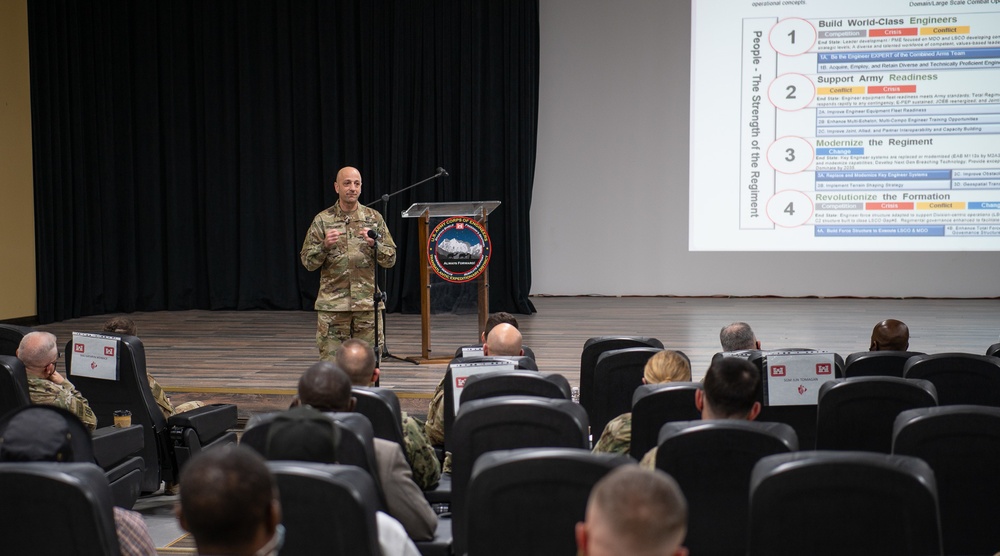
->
[301, 166, 396, 360]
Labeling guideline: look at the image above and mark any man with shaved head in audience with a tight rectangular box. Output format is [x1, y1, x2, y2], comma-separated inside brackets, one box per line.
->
[870, 319, 909, 351]
[576, 465, 689, 556]
[336, 339, 440, 490]
[16, 331, 97, 430]
[720, 322, 760, 352]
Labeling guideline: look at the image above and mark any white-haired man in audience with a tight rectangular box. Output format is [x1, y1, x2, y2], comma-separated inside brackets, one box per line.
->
[720, 322, 760, 352]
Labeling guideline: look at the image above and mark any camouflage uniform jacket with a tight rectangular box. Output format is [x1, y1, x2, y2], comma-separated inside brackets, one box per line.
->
[424, 375, 446, 446]
[27, 376, 98, 431]
[300, 203, 397, 312]
[401, 411, 442, 490]
[591, 412, 632, 455]
[639, 446, 658, 470]
[148, 373, 175, 419]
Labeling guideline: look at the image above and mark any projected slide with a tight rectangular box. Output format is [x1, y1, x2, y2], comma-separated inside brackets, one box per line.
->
[689, 0, 1000, 251]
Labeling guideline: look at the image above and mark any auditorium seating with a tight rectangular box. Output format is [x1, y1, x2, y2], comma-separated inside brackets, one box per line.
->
[588, 347, 663, 437]
[748, 451, 943, 556]
[441, 355, 537, 452]
[987, 342, 1000, 358]
[579, 336, 662, 416]
[893, 405, 1000, 555]
[0, 354, 31, 417]
[815, 376, 937, 453]
[465, 448, 630, 556]
[353, 387, 408, 463]
[449, 395, 590, 555]
[266, 462, 382, 556]
[655, 420, 798, 556]
[454, 344, 536, 360]
[0, 462, 121, 555]
[65, 333, 238, 493]
[903, 352, 1000, 407]
[628, 381, 702, 460]
[0, 323, 32, 357]
[461, 369, 571, 404]
[843, 350, 925, 378]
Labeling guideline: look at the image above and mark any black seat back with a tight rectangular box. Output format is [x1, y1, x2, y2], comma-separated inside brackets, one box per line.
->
[749, 451, 942, 556]
[893, 405, 1000, 556]
[589, 347, 662, 436]
[466, 448, 631, 556]
[0, 462, 121, 555]
[353, 387, 407, 459]
[450, 395, 590, 555]
[628, 382, 702, 460]
[455, 344, 536, 360]
[844, 351, 926, 378]
[579, 336, 662, 416]
[815, 377, 937, 453]
[461, 370, 571, 405]
[0, 355, 31, 417]
[442, 355, 538, 451]
[904, 353, 1000, 407]
[267, 462, 381, 556]
[987, 343, 1000, 358]
[657, 420, 798, 556]
[0, 324, 32, 357]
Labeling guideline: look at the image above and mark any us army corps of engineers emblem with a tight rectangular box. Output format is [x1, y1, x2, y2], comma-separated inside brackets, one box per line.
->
[427, 216, 492, 283]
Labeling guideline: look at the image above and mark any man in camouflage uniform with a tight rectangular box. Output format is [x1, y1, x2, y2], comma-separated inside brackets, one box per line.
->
[16, 331, 98, 431]
[337, 339, 441, 490]
[592, 350, 691, 455]
[301, 166, 397, 360]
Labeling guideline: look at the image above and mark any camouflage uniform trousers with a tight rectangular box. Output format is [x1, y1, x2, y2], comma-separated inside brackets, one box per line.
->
[424, 376, 453, 473]
[401, 411, 442, 490]
[148, 372, 204, 419]
[27, 376, 98, 431]
[591, 412, 633, 456]
[316, 309, 385, 361]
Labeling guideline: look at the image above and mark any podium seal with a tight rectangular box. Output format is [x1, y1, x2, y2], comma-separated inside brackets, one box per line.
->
[427, 216, 492, 283]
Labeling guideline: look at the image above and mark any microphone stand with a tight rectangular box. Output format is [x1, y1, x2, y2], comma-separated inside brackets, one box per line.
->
[367, 168, 449, 369]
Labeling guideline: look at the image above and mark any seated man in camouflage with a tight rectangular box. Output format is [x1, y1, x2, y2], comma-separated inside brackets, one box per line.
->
[16, 331, 97, 431]
[592, 350, 691, 455]
[336, 338, 441, 490]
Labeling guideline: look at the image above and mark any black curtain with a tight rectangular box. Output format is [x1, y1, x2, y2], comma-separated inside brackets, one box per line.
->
[27, 0, 537, 323]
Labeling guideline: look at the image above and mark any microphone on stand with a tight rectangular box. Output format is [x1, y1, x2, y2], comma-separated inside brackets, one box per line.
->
[436, 167, 449, 177]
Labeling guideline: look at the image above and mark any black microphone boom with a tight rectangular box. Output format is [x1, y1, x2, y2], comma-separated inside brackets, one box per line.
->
[436, 167, 449, 177]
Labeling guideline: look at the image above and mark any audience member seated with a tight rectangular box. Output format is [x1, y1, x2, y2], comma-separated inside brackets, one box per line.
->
[870, 319, 909, 351]
[336, 338, 441, 490]
[575, 465, 689, 556]
[592, 350, 691, 455]
[425, 312, 522, 448]
[290, 361, 438, 541]
[0, 404, 155, 556]
[177, 446, 283, 556]
[16, 331, 97, 431]
[102, 317, 205, 419]
[640, 357, 762, 468]
[720, 322, 761, 351]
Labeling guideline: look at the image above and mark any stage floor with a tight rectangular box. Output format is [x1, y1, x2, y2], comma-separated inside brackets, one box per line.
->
[39, 296, 1000, 419]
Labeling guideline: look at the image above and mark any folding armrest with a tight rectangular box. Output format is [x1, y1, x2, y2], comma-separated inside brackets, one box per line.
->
[92, 425, 145, 468]
[167, 403, 238, 443]
[415, 517, 453, 556]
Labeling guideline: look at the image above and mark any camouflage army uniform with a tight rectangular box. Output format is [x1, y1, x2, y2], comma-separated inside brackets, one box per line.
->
[639, 446, 658, 470]
[401, 411, 442, 490]
[27, 376, 98, 431]
[424, 375, 447, 446]
[148, 373, 204, 419]
[301, 203, 396, 359]
[591, 412, 633, 455]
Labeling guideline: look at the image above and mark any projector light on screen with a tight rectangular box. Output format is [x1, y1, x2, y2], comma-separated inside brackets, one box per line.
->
[689, 0, 1000, 251]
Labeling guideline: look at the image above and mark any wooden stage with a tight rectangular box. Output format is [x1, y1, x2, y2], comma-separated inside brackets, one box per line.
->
[39, 296, 1000, 420]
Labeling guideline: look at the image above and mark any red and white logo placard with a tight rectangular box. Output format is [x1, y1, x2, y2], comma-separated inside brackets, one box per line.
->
[764, 351, 837, 406]
[70, 332, 120, 381]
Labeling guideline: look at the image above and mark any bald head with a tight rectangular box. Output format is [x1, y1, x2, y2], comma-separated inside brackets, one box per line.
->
[870, 319, 909, 351]
[334, 166, 362, 211]
[720, 322, 759, 352]
[17, 331, 58, 370]
[297, 361, 354, 412]
[336, 339, 377, 386]
[483, 323, 523, 357]
[577, 466, 689, 556]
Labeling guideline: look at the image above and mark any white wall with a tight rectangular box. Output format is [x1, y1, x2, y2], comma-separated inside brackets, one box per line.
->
[531, 0, 1000, 297]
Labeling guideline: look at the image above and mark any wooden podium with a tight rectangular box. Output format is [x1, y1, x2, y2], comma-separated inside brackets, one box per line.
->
[402, 201, 500, 364]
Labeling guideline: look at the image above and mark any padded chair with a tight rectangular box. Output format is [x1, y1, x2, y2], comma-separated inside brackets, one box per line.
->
[843, 351, 926, 378]
[442, 355, 538, 451]
[267, 462, 382, 556]
[454, 344, 536, 360]
[466, 448, 631, 556]
[655, 420, 798, 556]
[628, 382, 702, 460]
[904, 352, 1000, 407]
[815, 377, 937, 453]
[450, 395, 590, 555]
[579, 336, 662, 416]
[353, 387, 408, 460]
[65, 333, 237, 493]
[0, 462, 121, 555]
[0, 324, 33, 357]
[748, 451, 943, 556]
[893, 405, 1000, 556]
[461, 370, 571, 404]
[0, 358, 146, 509]
[589, 347, 663, 437]
[987, 342, 1000, 358]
